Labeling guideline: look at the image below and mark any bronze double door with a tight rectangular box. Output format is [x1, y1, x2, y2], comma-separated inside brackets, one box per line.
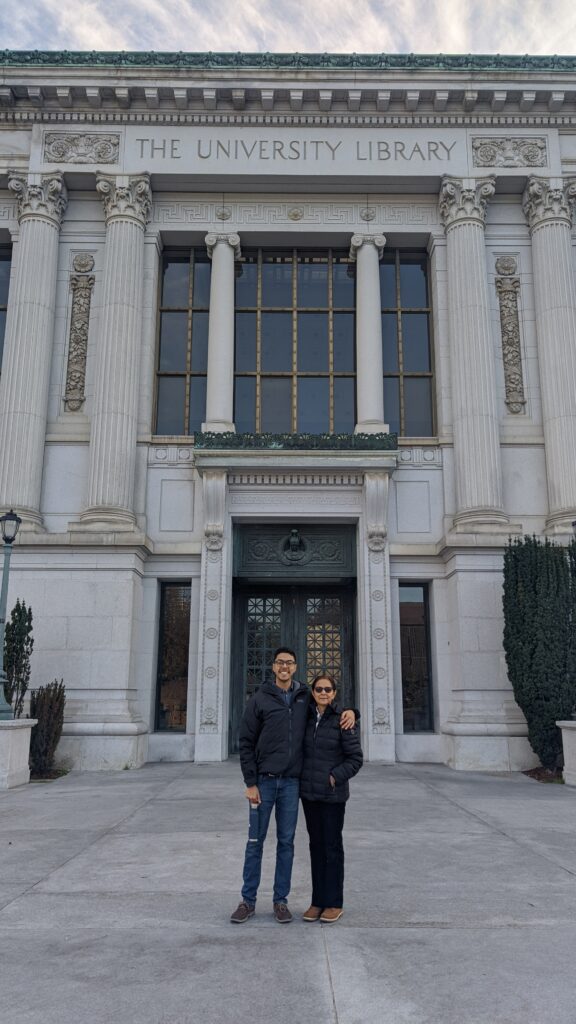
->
[229, 584, 355, 753]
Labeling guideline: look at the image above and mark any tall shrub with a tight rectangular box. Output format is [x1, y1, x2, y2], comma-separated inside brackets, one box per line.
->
[3, 599, 34, 718]
[29, 680, 66, 775]
[503, 536, 576, 769]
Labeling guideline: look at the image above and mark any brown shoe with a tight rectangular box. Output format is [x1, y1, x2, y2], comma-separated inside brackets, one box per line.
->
[320, 908, 343, 923]
[230, 901, 255, 923]
[302, 905, 323, 922]
[273, 902, 293, 923]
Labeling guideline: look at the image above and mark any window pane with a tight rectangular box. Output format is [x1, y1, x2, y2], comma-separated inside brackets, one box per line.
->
[156, 377, 186, 434]
[193, 260, 211, 308]
[0, 257, 11, 307]
[159, 312, 188, 371]
[400, 583, 433, 732]
[297, 377, 329, 433]
[156, 584, 191, 732]
[261, 312, 292, 371]
[333, 257, 355, 308]
[334, 377, 355, 432]
[0, 309, 6, 369]
[189, 377, 207, 433]
[333, 313, 355, 371]
[234, 377, 256, 433]
[380, 259, 396, 308]
[235, 312, 257, 371]
[261, 377, 292, 432]
[297, 257, 328, 307]
[297, 313, 328, 371]
[382, 313, 399, 373]
[235, 259, 258, 306]
[162, 260, 189, 307]
[404, 378, 433, 436]
[191, 312, 209, 372]
[384, 378, 400, 435]
[262, 255, 292, 307]
[402, 313, 430, 372]
[400, 257, 428, 307]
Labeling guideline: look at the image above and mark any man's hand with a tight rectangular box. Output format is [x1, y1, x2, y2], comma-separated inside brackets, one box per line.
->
[245, 785, 261, 805]
[340, 709, 356, 730]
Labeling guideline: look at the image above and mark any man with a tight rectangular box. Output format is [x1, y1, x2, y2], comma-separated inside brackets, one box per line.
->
[230, 647, 356, 924]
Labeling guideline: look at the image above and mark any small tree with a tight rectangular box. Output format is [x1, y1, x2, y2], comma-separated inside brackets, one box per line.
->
[503, 536, 576, 770]
[3, 599, 34, 718]
[29, 680, 66, 776]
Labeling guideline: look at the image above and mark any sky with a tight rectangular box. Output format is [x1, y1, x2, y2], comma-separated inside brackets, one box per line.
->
[1, 0, 576, 55]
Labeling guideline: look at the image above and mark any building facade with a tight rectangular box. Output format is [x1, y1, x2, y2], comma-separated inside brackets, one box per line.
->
[1, 51, 575, 771]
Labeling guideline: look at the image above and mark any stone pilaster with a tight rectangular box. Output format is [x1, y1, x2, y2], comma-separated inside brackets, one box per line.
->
[79, 174, 151, 530]
[349, 234, 388, 434]
[0, 172, 67, 528]
[202, 233, 241, 433]
[494, 257, 525, 415]
[439, 176, 508, 531]
[64, 254, 95, 412]
[522, 176, 576, 532]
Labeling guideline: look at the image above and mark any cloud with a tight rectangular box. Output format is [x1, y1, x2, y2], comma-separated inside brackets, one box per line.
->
[1, 0, 576, 55]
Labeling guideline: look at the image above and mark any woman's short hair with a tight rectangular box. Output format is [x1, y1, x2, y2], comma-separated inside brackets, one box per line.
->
[311, 671, 337, 691]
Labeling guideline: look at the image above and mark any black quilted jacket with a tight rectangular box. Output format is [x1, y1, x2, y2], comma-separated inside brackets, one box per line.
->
[299, 702, 363, 803]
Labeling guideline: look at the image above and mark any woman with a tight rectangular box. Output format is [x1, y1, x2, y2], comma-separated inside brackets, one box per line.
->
[299, 672, 363, 923]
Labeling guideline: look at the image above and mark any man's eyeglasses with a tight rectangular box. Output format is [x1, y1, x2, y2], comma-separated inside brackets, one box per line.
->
[274, 660, 296, 668]
[313, 686, 334, 693]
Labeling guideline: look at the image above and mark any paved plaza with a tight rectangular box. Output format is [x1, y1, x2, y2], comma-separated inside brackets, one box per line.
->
[1, 761, 576, 1023]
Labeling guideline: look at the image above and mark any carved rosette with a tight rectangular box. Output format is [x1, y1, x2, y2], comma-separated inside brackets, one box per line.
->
[96, 173, 152, 227]
[494, 257, 525, 415]
[472, 137, 547, 168]
[349, 233, 386, 260]
[439, 176, 495, 228]
[44, 132, 120, 165]
[204, 232, 241, 259]
[522, 176, 576, 231]
[8, 171, 68, 227]
[64, 254, 95, 412]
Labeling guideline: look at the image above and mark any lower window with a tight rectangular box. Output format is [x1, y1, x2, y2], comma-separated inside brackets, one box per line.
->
[399, 583, 433, 732]
[155, 582, 191, 732]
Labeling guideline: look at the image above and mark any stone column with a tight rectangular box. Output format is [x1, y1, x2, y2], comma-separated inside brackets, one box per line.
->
[522, 176, 576, 532]
[0, 172, 67, 528]
[79, 174, 151, 531]
[349, 234, 388, 434]
[202, 233, 241, 434]
[439, 177, 508, 531]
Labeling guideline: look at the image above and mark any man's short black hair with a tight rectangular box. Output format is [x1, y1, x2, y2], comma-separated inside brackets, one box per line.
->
[272, 646, 297, 663]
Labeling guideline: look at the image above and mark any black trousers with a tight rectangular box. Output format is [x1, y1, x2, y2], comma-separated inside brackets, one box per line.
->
[301, 798, 346, 909]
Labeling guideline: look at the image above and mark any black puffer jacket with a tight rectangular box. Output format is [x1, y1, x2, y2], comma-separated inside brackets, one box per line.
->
[239, 680, 312, 786]
[299, 702, 363, 803]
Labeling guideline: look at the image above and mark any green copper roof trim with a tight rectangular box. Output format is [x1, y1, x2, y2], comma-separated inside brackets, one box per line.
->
[1, 51, 576, 72]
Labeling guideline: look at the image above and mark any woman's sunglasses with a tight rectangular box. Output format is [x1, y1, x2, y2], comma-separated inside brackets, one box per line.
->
[314, 686, 334, 693]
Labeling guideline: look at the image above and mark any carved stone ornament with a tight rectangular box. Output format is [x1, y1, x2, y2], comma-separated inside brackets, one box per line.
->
[349, 233, 386, 261]
[522, 176, 576, 230]
[215, 206, 232, 220]
[365, 473, 389, 551]
[64, 255, 95, 411]
[472, 137, 547, 168]
[8, 171, 68, 226]
[203, 470, 226, 552]
[44, 132, 120, 165]
[495, 264, 526, 415]
[439, 176, 495, 228]
[96, 173, 152, 227]
[204, 232, 241, 259]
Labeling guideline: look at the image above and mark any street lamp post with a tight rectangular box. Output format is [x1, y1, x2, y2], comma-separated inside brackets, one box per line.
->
[0, 510, 22, 720]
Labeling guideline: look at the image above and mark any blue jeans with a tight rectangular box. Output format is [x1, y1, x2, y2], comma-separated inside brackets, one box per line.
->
[241, 775, 300, 906]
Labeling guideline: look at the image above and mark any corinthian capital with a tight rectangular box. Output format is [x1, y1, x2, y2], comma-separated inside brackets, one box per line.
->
[8, 171, 68, 227]
[96, 173, 152, 227]
[439, 176, 495, 229]
[522, 176, 576, 231]
[204, 233, 241, 259]
[349, 233, 386, 260]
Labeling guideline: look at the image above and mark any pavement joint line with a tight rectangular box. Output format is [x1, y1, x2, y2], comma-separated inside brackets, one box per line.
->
[321, 926, 341, 1024]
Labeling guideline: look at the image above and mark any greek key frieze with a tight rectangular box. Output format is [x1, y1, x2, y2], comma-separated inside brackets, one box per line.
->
[152, 201, 438, 228]
[44, 132, 120, 164]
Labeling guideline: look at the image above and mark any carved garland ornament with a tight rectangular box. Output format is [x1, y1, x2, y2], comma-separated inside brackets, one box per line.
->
[44, 132, 120, 164]
[64, 254, 95, 412]
[472, 137, 547, 168]
[494, 257, 525, 415]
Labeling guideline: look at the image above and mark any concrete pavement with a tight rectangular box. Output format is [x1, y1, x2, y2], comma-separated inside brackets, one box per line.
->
[1, 761, 576, 1024]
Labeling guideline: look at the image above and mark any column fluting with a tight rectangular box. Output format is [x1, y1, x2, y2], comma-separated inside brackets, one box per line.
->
[0, 172, 67, 527]
[202, 233, 241, 433]
[350, 233, 387, 434]
[439, 176, 508, 529]
[80, 174, 151, 529]
[523, 176, 576, 531]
